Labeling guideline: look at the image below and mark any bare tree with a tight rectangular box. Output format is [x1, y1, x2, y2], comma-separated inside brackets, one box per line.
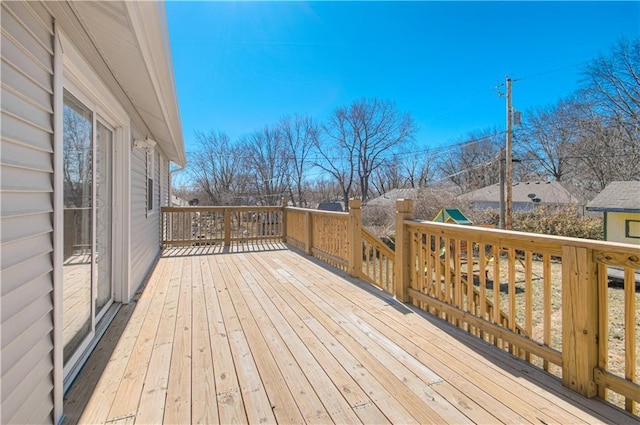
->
[63, 101, 93, 207]
[517, 98, 583, 182]
[279, 114, 318, 207]
[568, 38, 640, 198]
[437, 129, 502, 193]
[241, 125, 290, 205]
[306, 178, 342, 207]
[371, 155, 404, 196]
[580, 38, 640, 133]
[570, 111, 640, 197]
[316, 98, 416, 208]
[188, 131, 246, 205]
[403, 150, 437, 188]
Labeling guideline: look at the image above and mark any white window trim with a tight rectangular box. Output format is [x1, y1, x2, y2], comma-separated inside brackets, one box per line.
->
[54, 29, 132, 397]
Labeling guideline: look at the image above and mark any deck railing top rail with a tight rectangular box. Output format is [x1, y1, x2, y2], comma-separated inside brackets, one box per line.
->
[407, 218, 640, 258]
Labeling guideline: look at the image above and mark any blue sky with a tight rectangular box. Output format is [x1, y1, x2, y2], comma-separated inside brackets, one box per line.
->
[166, 1, 639, 153]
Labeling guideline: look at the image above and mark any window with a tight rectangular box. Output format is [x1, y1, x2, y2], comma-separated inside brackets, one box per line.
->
[625, 219, 640, 239]
[146, 149, 154, 214]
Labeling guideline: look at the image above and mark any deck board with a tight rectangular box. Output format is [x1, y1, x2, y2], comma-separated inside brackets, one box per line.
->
[65, 245, 636, 424]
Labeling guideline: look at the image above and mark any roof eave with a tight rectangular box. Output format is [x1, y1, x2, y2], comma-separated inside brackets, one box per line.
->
[586, 207, 640, 213]
[125, 1, 186, 166]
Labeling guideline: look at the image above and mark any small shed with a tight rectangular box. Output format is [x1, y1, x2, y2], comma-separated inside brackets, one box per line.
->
[586, 181, 640, 245]
[433, 208, 473, 225]
[317, 202, 344, 212]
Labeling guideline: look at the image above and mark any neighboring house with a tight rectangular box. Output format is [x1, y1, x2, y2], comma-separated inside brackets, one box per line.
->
[171, 194, 190, 206]
[365, 188, 419, 208]
[458, 181, 581, 212]
[586, 181, 640, 245]
[0, 2, 184, 423]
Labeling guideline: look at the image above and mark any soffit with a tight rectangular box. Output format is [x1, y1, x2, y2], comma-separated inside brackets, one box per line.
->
[50, 1, 185, 166]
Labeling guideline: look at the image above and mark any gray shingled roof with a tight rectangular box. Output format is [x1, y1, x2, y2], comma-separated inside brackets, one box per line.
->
[586, 181, 640, 211]
[366, 188, 419, 207]
[458, 181, 580, 204]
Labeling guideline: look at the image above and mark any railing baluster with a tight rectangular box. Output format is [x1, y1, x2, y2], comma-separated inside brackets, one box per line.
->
[525, 250, 533, 362]
[508, 247, 516, 354]
[543, 252, 552, 371]
[624, 267, 636, 413]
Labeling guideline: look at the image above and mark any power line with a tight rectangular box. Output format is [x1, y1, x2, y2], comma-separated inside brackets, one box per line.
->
[515, 61, 585, 81]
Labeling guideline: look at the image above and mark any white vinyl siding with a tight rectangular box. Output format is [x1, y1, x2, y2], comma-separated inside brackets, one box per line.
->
[130, 135, 165, 299]
[0, 2, 55, 424]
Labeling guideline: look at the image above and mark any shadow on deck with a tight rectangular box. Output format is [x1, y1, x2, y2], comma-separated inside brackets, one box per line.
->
[63, 244, 635, 424]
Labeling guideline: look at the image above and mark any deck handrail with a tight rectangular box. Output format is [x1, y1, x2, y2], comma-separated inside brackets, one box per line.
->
[393, 200, 639, 415]
[161, 205, 284, 247]
[284, 204, 352, 272]
[284, 201, 395, 293]
[361, 226, 395, 294]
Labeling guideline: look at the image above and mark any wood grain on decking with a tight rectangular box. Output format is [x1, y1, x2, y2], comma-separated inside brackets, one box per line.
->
[64, 245, 635, 424]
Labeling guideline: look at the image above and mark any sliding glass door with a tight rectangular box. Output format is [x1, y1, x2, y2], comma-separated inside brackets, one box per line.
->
[62, 90, 114, 367]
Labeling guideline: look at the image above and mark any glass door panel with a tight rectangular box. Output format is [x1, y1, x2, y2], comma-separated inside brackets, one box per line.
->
[95, 121, 113, 318]
[62, 92, 93, 365]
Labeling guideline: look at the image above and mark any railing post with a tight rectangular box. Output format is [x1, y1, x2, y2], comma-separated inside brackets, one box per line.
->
[562, 245, 598, 398]
[394, 199, 414, 302]
[281, 197, 288, 242]
[224, 208, 231, 246]
[305, 211, 313, 255]
[348, 198, 362, 278]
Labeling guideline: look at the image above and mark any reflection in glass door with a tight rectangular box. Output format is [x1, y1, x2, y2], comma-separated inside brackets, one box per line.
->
[95, 122, 113, 319]
[62, 90, 114, 368]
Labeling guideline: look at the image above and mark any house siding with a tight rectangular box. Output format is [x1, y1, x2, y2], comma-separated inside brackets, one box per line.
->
[129, 131, 166, 299]
[605, 211, 640, 245]
[0, 1, 56, 424]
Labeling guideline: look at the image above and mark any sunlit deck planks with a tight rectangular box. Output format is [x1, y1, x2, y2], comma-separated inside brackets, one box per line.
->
[63, 245, 635, 424]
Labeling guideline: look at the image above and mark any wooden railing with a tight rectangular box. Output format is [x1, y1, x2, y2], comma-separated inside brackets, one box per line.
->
[394, 199, 639, 415]
[284, 200, 395, 293]
[284, 206, 351, 272]
[161, 206, 284, 247]
[361, 227, 395, 294]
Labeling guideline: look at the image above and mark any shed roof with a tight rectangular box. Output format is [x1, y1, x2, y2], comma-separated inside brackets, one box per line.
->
[366, 188, 419, 207]
[586, 181, 640, 212]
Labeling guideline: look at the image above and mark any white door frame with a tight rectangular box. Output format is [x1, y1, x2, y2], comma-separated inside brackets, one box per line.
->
[54, 29, 132, 392]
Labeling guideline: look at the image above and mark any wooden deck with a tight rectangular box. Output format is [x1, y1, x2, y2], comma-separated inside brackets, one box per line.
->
[63, 244, 636, 424]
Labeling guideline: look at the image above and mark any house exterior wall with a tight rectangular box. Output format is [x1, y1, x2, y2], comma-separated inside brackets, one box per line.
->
[1, 2, 177, 423]
[605, 211, 640, 245]
[1, 2, 56, 423]
[130, 132, 168, 300]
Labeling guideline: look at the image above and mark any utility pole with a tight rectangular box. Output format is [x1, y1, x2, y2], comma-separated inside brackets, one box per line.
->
[499, 148, 506, 229]
[505, 76, 513, 230]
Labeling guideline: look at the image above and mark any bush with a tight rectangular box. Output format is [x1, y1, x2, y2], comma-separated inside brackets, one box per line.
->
[512, 205, 603, 240]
